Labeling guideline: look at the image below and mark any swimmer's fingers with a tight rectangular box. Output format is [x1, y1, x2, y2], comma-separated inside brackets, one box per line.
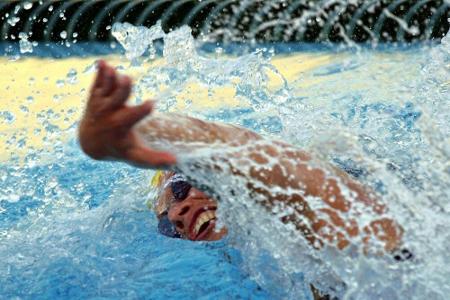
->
[89, 61, 116, 114]
[101, 64, 118, 98]
[91, 60, 118, 98]
[109, 75, 132, 109]
[91, 60, 106, 93]
[90, 61, 134, 115]
[127, 146, 177, 168]
[111, 101, 153, 129]
[87, 60, 106, 111]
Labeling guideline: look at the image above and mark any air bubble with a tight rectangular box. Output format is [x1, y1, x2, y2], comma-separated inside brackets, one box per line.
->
[60, 31, 67, 39]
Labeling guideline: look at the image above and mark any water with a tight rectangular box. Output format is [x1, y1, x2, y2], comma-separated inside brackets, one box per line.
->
[1, 20, 449, 300]
[117, 22, 450, 299]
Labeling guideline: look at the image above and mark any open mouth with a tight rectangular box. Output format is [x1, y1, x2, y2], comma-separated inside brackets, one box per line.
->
[190, 208, 217, 240]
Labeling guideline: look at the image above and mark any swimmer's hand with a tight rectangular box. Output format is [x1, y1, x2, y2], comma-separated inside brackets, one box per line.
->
[78, 60, 177, 168]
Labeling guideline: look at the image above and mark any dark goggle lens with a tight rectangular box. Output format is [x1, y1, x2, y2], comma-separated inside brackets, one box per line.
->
[157, 175, 191, 239]
[158, 214, 182, 239]
[171, 180, 192, 201]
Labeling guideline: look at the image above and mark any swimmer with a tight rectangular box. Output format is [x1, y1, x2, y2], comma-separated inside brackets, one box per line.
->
[79, 60, 409, 298]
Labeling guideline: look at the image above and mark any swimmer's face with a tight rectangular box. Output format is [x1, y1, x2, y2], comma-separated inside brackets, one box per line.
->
[156, 174, 227, 241]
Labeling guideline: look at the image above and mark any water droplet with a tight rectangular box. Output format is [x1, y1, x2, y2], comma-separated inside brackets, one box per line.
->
[410, 26, 419, 36]
[18, 32, 33, 53]
[20, 105, 29, 113]
[26, 96, 34, 103]
[66, 68, 78, 85]
[0, 111, 15, 124]
[48, 5, 53, 11]
[83, 62, 97, 74]
[72, 32, 78, 38]
[60, 31, 67, 39]
[7, 17, 20, 27]
[56, 80, 65, 88]
[106, 25, 111, 30]
[23, 2, 33, 10]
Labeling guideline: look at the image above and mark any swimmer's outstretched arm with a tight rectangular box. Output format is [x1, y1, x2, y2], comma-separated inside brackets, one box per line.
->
[80, 61, 402, 253]
[138, 115, 402, 252]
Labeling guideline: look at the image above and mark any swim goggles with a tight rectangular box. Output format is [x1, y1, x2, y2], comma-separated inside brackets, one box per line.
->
[157, 174, 192, 239]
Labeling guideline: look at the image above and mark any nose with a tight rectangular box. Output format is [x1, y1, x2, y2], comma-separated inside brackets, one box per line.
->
[167, 188, 211, 235]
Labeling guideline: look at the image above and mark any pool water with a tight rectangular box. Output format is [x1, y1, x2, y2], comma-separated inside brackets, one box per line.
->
[1, 22, 449, 300]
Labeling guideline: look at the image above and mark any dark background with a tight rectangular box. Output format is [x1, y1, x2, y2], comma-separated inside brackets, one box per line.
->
[0, 0, 449, 43]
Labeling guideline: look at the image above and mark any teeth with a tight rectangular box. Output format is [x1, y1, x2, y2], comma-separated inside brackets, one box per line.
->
[194, 211, 215, 235]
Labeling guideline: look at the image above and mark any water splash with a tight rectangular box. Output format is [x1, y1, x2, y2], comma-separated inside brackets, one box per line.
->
[112, 22, 450, 299]
[1, 15, 449, 300]
[111, 21, 165, 61]
[18, 32, 33, 54]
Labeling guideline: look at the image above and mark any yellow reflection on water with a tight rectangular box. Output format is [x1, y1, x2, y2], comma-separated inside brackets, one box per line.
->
[0, 53, 332, 161]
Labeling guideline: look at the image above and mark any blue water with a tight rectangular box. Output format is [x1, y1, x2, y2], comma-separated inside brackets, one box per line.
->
[0, 101, 422, 299]
[0, 139, 271, 299]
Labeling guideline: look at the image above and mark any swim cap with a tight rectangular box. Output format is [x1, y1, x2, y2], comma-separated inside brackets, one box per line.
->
[147, 170, 175, 214]
[146, 170, 164, 211]
[150, 170, 165, 188]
